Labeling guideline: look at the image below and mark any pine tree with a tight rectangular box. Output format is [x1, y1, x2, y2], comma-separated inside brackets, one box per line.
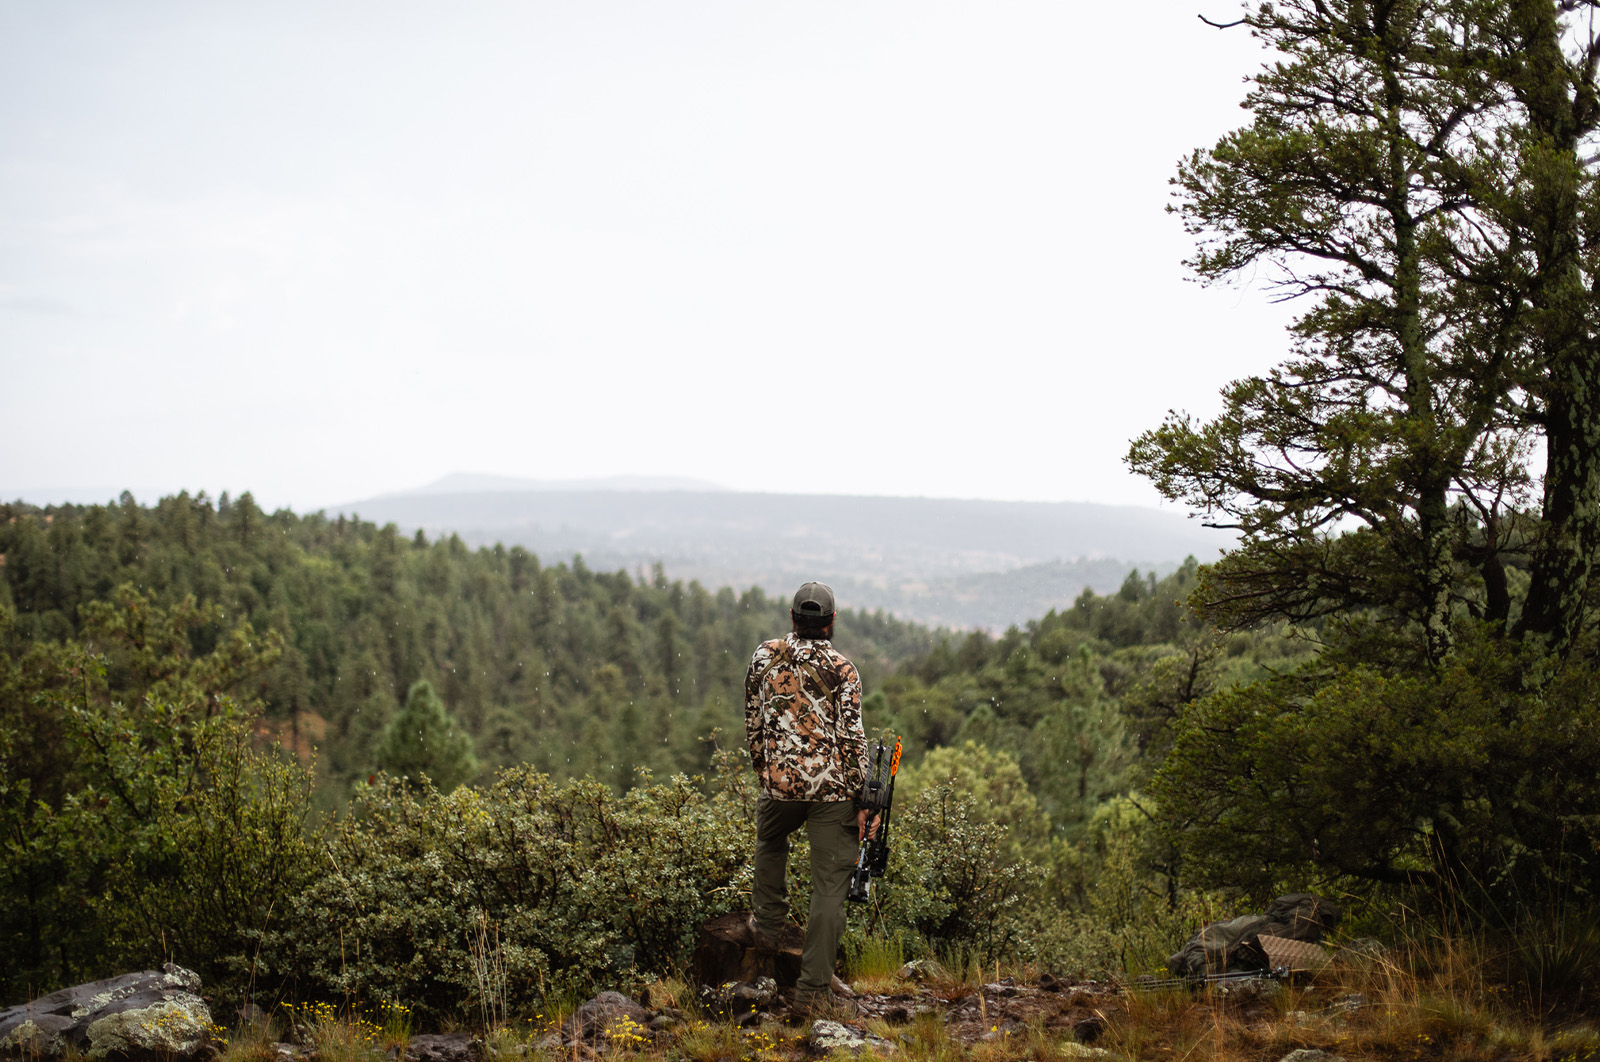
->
[376, 679, 478, 791]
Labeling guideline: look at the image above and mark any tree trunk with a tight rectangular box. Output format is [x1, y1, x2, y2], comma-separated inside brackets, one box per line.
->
[1506, 0, 1600, 661]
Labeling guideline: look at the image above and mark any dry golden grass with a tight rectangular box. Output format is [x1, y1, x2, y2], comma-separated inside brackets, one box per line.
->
[214, 934, 1600, 1062]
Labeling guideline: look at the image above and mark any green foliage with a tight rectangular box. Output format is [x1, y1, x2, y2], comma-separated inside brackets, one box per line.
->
[282, 765, 753, 1021]
[0, 496, 1322, 999]
[878, 561, 1301, 840]
[1153, 626, 1600, 906]
[97, 724, 316, 1002]
[897, 743, 1050, 860]
[1032, 798, 1213, 979]
[377, 679, 478, 791]
[1133, 0, 1600, 665]
[0, 497, 938, 803]
[1117, 0, 1600, 930]
[874, 784, 1035, 962]
[0, 590, 312, 1004]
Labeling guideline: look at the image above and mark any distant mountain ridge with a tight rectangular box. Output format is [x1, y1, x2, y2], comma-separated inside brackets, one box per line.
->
[399, 473, 730, 494]
[333, 480, 1234, 630]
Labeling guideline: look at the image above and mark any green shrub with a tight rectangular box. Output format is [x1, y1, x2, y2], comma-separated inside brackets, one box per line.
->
[874, 783, 1035, 961]
[282, 766, 753, 1021]
[0, 590, 310, 1004]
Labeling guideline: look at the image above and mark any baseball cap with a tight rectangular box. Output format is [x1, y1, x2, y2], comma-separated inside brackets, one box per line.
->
[792, 581, 836, 618]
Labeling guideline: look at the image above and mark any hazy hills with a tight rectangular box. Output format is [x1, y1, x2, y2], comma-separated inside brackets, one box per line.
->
[333, 477, 1232, 630]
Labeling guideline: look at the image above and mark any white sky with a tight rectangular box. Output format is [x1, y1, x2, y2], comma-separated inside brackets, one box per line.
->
[0, 0, 1296, 512]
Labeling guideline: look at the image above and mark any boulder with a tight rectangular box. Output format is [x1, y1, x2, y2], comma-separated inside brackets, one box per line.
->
[697, 978, 777, 1023]
[403, 1034, 482, 1062]
[896, 959, 948, 983]
[0, 964, 215, 1062]
[1167, 894, 1341, 978]
[689, 912, 806, 987]
[809, 1021, 894, 1054]
[558, 992, 651, 1047]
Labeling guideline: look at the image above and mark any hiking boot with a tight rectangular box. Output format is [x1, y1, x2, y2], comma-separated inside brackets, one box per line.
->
[792, 991, 860, 1019]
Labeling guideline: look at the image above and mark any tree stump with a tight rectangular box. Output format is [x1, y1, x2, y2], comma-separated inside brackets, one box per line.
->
[689, 912, 805, 987]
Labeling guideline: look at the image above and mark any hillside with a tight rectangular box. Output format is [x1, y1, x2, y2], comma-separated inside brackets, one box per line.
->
[331, 479, 1234, 629]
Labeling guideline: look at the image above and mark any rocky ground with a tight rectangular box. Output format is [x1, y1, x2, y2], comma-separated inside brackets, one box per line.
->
[0, 960, 1380, 1062]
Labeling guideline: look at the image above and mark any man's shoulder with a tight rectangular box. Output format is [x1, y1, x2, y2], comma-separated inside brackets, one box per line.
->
[808, 641, 857, 675]
[820, 642, 853, 663]
[749, 637, 786, 662]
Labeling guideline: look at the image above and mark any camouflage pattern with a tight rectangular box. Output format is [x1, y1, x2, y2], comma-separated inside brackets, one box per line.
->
[744, 632, 866, 801]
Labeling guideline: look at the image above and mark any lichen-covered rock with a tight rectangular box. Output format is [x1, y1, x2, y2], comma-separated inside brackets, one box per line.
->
[403, 1032, 481, 1062]
[809, 1021, 894, 1054]
[0, 964, 215, 1062]
[698, 977, 779, 1022]
[559, 992, 652, 1046]
[896, 960, 946, 982]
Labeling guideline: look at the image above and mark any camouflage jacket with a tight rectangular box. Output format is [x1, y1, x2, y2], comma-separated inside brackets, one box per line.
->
[744, 632, 866, 801]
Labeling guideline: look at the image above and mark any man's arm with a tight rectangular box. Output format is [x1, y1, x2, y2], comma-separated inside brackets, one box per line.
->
[743, 646, 768, 774]
[834, 659, 866, 795]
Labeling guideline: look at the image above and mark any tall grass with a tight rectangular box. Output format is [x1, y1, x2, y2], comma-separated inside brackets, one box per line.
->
[212, 927, 1600, 1062]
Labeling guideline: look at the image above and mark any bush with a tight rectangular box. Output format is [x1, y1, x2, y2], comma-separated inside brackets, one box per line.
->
[0, 590, 309, 1004]
[1151, 628, 1600, 908]
[281, 766, 753, 1022]
[874, 783, 1036, 961]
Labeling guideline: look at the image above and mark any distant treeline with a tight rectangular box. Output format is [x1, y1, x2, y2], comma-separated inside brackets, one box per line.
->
[0, 491, 1301, 834]
[0, 491, 955, 800]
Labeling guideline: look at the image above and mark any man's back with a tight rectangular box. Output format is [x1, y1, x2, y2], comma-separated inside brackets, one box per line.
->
[744, 631, 864, 801]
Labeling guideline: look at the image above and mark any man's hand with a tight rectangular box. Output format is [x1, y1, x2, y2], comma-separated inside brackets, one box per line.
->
[857, 808, 882, 841]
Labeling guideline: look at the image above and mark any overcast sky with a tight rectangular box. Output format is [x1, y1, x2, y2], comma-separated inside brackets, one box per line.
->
[1, 0, 1296, 513]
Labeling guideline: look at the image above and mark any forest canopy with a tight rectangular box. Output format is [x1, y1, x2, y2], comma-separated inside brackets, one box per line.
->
[0, 492, 1248, 1005]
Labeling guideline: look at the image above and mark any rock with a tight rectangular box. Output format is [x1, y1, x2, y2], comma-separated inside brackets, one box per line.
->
[403, 1033, 481, 1062]
[895, 960, 946, 982]
[1059, 1045, 1112, 1059]
[1214, 977, 1280, 1004]
[1073, 1016, 1104, 1043]
[1278, 1051, 1345, 1062]
[697, 978, 778, 1021]
[1325, 993, 1367, 1015]
[0, 964, 215, 1062]
[980, 1020, 1025, 1041]
[981, 981, 1017, 998]
[563, 993, 651, 1046]
[690, 913, 806, 987]
[808, 1021, 893, 1054]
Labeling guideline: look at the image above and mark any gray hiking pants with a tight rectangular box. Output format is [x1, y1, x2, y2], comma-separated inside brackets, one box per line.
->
[751, 796, 858, 1000]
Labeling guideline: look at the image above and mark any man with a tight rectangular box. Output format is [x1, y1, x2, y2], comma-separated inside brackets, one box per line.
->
[744, 580, 869, 1014]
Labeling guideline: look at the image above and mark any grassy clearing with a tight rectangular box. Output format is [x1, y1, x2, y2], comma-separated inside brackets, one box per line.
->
[213, 938, 1600, 1062]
